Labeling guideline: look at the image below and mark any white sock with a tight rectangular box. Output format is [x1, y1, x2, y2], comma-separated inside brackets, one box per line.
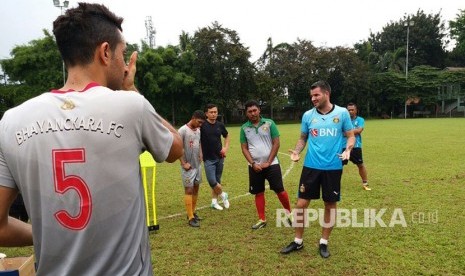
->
[320, 238, 328, 245]
[212, 198, 218, 204]
[363, 181, 368, 186]
[221, 192, 226, 198]
[294, 238, 303, 245]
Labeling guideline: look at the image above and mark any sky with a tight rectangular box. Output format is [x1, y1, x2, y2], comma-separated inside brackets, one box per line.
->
[0, 0, 464, 62]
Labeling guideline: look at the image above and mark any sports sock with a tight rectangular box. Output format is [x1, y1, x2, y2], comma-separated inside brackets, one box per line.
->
[192, 194, 198, 212]
[255, 192, 266, 221]
[320, 238, 328, 245]
[184, 195, 194, 220]
[277, 191, 291, 213]
[294, 238, 303, 245]
[212, 198, 218, 205]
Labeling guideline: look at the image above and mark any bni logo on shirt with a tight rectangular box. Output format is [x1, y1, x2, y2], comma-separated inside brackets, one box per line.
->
[311, 128, 318, 137]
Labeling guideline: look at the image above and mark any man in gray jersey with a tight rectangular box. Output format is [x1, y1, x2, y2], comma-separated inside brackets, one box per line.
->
[0, 3, 183, 275]
[179, 110, 205, 227]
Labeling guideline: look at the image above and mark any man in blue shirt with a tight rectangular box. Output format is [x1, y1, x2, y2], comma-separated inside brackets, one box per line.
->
[343, 103, 370, 191]
[281, 81, 355, 258]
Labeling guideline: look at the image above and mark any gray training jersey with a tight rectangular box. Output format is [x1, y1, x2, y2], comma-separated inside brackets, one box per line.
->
[0, 85, 173, 275]
[178, 124, 202, 186]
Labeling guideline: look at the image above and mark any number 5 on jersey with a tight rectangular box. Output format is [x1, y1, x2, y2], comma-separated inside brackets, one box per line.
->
[52, 148, 92, 230]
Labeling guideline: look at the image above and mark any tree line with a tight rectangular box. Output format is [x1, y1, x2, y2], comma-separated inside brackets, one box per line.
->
[1, 9, 465, 124]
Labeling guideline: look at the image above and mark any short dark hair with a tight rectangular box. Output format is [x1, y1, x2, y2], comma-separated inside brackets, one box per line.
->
[192, 110, 206, 120]
[310, 80, 331, 93]
[244, 100, 260, 110]
[347, 102, 357, 109]
[53, 2, 124, 67]
[204, 103, 217, 112]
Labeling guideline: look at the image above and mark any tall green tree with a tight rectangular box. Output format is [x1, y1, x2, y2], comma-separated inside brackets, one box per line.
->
[1, 30, 62, 91]
[135, 43, 196, 125]
[255, 38, 293, 118]
[449, 9, 465, 66]
[191, 22, 255, 121]
[369, 10, 447, 69]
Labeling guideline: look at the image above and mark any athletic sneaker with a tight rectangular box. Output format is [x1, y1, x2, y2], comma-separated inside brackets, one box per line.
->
[188, 218, 200, 227]
[319, 243, 330, 258]
[194, 212, 203, 221]
[280, 241, 304, 254]
[362, 185, 372, 191]
[251, 219, 267, 230]
[211, 203, 223, 210]
[222, 192, 230, 209]
[186, 213, 203, 221]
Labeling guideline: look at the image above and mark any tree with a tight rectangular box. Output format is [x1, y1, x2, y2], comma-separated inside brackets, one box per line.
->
[191, 22, 256, 121]
[255, 38, 293, 118]
[135, 43, 196, 125]
[369, 10, 447, 69]
[449, 9, 465, 66]
[1, 30, 63, 91]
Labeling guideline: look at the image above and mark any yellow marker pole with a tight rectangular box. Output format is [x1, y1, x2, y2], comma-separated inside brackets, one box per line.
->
[139, 151, 159, 231]
[150, 164, 157, 229]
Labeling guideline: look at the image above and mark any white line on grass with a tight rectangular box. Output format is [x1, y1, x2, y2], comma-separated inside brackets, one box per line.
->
[158, 151, 296, 220]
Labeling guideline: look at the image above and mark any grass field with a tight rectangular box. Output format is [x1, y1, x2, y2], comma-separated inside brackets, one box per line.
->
[2, 118, 465, 275]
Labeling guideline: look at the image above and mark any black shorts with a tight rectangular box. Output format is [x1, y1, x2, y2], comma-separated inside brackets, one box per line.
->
[249, 164, 285, 195]
[298, 167, 342, 202]
[342, 148, 364, 165]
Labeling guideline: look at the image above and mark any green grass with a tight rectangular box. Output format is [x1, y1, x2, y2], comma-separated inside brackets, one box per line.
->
[2, 118, 465, 275]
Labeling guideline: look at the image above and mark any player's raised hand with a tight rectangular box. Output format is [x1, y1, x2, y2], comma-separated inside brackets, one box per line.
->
[288, 149, 300, 162]
[123, 51, 138, 92]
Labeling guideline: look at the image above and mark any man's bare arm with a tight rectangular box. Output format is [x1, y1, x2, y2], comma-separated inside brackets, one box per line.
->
[288, 132, 308, 162]
[0, 187, 33, 247]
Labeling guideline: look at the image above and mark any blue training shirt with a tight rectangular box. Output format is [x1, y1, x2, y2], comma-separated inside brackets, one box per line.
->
[301, 105, 353, 170]
[352, 116, 364, 148]
[342, 116, 365, 149]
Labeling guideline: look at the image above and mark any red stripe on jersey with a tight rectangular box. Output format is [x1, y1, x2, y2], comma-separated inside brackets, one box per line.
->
[51, 82, 100, 93]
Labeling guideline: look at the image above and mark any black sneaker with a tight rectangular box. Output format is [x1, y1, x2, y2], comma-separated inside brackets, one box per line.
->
[188, 218, 200, 227]
[319, 243, 330, 258]
[280, 241, 304, 254]
[194, 212, 203, 221]
[187, 213, 203, 221]
[251, 219, 267, 230]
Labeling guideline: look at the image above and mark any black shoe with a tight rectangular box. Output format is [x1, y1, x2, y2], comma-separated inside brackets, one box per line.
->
[319, 243, 330, 258]
[187, 213, 203, 221]
[188, 218, 200, 227]
[251, 220, 267, 230]
[280, 241, 304, 254]
[194, 212, 203, 221]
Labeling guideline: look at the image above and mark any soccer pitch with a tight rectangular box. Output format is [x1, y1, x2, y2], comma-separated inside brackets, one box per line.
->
[2, 118, 464, 275]
[153, 118, 465, 275]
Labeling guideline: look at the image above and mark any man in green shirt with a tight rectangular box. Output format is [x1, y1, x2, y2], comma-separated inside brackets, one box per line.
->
[240, 100, 292, 229]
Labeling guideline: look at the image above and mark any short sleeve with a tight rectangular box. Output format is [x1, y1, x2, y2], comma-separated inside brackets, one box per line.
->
[141, 100, 174, 163]
[270, 120, 280, 139]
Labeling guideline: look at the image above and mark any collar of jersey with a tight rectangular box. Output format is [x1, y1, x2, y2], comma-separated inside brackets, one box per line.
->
[245, 117, 266, 128]
[316, 104, 335, 115]
[50, 82, 101, 93]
